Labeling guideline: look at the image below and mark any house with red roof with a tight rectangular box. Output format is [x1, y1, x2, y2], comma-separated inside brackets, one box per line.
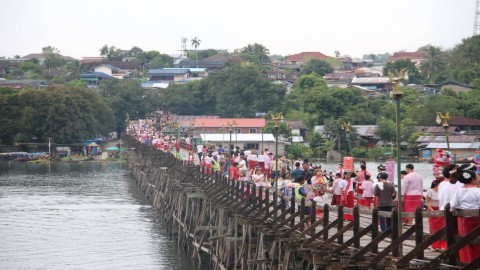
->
[283, 52, 329, 65]
[193, 118, 266, 134]
[388, 51, 425, 68]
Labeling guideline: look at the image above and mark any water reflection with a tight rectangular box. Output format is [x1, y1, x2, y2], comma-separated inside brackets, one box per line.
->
[0, 161, 204, 270]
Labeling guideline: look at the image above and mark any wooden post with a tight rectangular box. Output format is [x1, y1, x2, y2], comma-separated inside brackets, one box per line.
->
[265, 188, 270, 218]
[392, 207, 399, 257]
[310, 201, 316, 238]
[353, 205, 360, 249]
[323, 204, 329, 241]
[290, 187, 295, 228]
[258, 186, 263, 212]
[273, 187, 278, 220]
[372, 208, 379, 254]
[300, 198, 305, 231]
[337, 205, 344, 245]
[414, 207, 424, 259]
[444, 203, 457, 266]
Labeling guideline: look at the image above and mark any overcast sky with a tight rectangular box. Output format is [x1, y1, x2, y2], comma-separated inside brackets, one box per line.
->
[0, 0, 476, 59]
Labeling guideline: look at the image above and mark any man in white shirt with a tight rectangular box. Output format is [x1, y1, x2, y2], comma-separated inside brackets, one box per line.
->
[331, 173, 346, 206]
[196, 144, 203, 162]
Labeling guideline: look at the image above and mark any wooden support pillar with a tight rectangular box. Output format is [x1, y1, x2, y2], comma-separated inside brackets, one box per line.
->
[392, 207, 399, 257]
[323, 204, 329, 241]
[414, 207, 424, 260]
[353, 205, 360, 249]
[290, 188, 295, 228]
[337, 205, 344, 245]
[372, 208, 379, 254]
[444, 203, 457, 266]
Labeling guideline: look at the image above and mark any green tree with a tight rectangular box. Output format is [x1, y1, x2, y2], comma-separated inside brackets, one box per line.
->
[383, 59, 421, 84]
[190, 37, 201, 61]
[375, 117, 396, 146]
[418, 45, 446, 83]
[99, 80, 156, 133]
[238, 43, 271, 64]
[187, 49, 219, 60]
[100, 44, 124, 61]
[299, 59, 333, 76]
[147, 54, 174, 68]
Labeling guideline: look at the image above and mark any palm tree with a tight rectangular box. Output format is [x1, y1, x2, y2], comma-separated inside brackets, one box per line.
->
[190, 37, 201, 61]
[322, 138, 337, 161]
[302, 114, 318, 137]
[419, 45, 446, 83]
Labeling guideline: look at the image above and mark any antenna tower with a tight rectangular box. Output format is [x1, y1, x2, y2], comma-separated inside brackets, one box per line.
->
[180, 37, 188, 56]
[475, 0, 480, 35]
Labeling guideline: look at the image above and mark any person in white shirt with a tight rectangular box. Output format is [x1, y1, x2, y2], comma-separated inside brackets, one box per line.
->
[330, 173, 346, 206]
[449, 167, 480, 263]
[247, 150, 257, 171]
[257, 151, 266, 171]
[196, 144, 203, 162]
[438, 164, 463, 210]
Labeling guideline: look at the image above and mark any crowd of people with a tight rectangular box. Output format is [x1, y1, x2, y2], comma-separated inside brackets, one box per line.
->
[126, 118, 479, 264]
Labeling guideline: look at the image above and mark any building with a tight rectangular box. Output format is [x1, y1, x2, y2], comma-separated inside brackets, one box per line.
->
[260, 65, 288, 81]
[79, 72, 114, 86]
[422, 81, 474, 94]
[193, 118, 266, 135]
[93, 64, 130, 79]
[199, 133, 284, 155]
[414, 126, 460, 136]
[176, 54, 242, 70]
[0, 79, 48, 88]
[147, 68, 190, 82]
[0, 61, 21, 76]
[388, 51, 425, 68]
[350, 77, 395, 91]
[20, 53, 76, 63]
[283, 52, 329, 65]
[449, 116, 480, 135]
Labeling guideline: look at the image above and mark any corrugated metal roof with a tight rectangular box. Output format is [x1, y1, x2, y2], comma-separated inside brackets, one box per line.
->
[415, 135, 478, 143]
[148, 69, 190, 75]
[425, 143, 477, 149]
[94, 64, 121, 71]
[195, 118, 266, 128]
[351, 77, 391, 84]
[200, 133, 275, 142]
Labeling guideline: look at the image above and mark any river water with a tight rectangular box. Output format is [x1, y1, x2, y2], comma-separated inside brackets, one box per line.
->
[0, 161, 203, 270]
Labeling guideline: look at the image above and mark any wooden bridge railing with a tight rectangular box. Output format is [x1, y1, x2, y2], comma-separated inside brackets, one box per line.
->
[124, 134, 480, 270]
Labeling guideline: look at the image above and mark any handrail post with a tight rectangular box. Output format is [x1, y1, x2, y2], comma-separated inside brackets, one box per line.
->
[444, 203, 457, 266]
[251, 185, 257, 209]
[338, 205, 344, 245]
[265, 188, 270, 218]
[392, 207, 399, 257]
[273, 188, 278, 219]
[415, 207, 424, 259]
[323, 204, 330, 241]
[300, 198, 305, 231]
[311, 201, 317, 238]
[372, 208, 379, 253]
[290, 188, 295, 228]
[353, 205, 360, 248]
[258, 187, 263, 212]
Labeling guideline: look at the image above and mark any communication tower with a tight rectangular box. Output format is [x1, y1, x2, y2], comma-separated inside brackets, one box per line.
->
[180, 37, 188, 56]
[475, 0, 480, 35]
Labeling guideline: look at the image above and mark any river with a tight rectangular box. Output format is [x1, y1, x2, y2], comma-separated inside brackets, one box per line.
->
[0, 161, 205, 270]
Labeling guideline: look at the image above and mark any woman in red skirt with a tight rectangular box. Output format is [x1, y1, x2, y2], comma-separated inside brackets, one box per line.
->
[450, 167, 480, 263]
[425, 179, 446, 251]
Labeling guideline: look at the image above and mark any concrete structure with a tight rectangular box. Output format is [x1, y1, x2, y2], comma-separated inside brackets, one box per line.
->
[194, 118, 266, 134]
[199, 133, 285, 155]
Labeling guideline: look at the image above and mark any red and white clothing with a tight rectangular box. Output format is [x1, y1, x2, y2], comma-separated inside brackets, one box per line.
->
[247, 153, 257, 170]
[450, 187, 480, 263]
[402, 172, 424, 221]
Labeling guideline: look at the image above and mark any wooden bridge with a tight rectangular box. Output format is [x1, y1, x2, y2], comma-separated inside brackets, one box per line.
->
[125, 135, 480, 270]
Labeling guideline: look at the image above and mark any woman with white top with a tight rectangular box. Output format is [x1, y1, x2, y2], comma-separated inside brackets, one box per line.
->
[425, 179, 445, 251]
[449, 167, 480, 263]
[251, 167, 266, 187]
